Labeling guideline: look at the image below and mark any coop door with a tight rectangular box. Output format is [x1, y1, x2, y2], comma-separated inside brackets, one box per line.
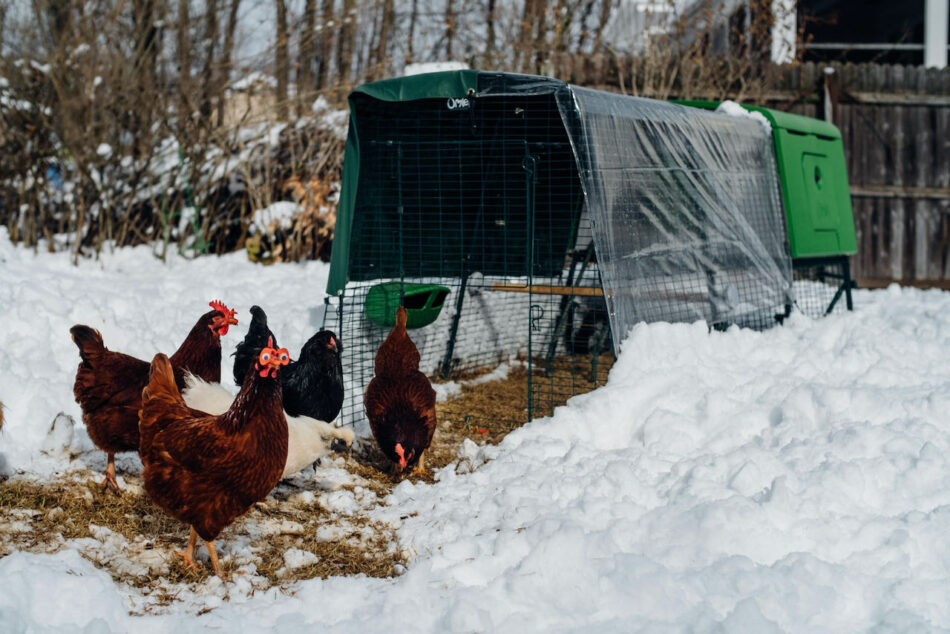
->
[802, 153, 838, 232]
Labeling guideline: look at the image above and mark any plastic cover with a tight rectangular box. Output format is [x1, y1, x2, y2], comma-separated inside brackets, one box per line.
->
[557, 87, 792, 337]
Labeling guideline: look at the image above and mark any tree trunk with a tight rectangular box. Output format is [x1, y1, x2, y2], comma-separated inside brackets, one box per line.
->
[407, 0, 418, 63]
[275, 0, 289, 120]
[177, 0, 192, 131]
[217, 0, 242, 126]
[299, 0, 317, 114]
[444, 0, 456, 60]
[132, 0, 161, 157]
[374, 0, 395, 78]
[200, 0, 219, 123]
[577, 0, 596, 51]
[484, 0, 496, 64]
[592, 0, 612, 53]
[336, 0, 356, 89]
[316, 0, 334, 90]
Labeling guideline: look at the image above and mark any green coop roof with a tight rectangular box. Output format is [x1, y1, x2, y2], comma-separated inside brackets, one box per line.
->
[329, 70, 572, 295]
[350, 70, 481, 102]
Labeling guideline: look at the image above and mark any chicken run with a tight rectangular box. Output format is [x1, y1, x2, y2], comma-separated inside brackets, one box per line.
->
[1, 70, 859, 600]
[327, 70, 857, 431]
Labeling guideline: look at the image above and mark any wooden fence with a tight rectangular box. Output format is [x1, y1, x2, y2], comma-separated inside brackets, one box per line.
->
[551, 57, 950, 286]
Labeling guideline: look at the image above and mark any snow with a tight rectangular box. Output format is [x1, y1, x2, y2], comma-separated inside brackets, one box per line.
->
[403, 61, 469, 76]
[716, 100, 773, 135]
[249, 200, 298, 234]
[3, 228, 950, 631]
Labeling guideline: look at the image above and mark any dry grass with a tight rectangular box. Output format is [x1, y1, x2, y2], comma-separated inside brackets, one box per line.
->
[0, 354, 610, 606]
[0, 471, 404, 593]
[351, 353, 614, 487]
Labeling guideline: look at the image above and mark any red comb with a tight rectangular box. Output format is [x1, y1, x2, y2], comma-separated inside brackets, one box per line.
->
[209, 300, 235, 317]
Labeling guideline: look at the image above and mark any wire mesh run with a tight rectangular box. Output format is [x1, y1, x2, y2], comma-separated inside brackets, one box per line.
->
[334, 91, 613, 429]
[791, 256, 855, 318]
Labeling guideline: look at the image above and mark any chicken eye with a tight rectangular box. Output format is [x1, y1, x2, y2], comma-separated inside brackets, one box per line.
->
[279, 352, 289, 363]
[260, 351, 272, 363]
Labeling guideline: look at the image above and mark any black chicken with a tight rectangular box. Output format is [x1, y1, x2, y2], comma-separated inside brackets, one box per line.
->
[232, 305, 345, 423]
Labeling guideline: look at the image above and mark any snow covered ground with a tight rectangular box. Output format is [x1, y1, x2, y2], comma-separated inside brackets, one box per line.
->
[3, 227, 950, 631]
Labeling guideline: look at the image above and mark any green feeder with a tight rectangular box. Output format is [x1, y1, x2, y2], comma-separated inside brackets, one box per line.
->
[364, 282, 451, 329]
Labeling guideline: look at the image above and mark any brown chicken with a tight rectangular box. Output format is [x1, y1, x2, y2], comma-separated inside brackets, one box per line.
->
[365, 306, 437, 475]
[70, 301, 238, 493]
[139, 339, 290, 578]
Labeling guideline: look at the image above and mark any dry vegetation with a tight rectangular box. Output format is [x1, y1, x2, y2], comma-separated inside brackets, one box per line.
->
[0, 355, 612, 607]
[0, 0, 802, 260]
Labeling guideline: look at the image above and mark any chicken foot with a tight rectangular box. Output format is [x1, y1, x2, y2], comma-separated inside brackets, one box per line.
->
[101, 453, 121, 495]
[175, 528, 226, 578]
[412, 450, 427, 476]
[176, 527, 200, 573]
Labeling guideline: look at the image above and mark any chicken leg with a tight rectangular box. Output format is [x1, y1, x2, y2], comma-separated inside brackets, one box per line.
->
[176, 527, 200, 573]
[205, 539, 225, 578]
[102, 452, 121, 495]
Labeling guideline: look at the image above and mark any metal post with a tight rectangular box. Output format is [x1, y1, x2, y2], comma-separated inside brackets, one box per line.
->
[523, 152, 537, 423]
[439, 270, 469, 379]
[924, 0, 949, 69]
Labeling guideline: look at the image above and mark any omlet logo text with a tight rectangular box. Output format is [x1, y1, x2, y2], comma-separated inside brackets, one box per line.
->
[446, 98, 471, 110]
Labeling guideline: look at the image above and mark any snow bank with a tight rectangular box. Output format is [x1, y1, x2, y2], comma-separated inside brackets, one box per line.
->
[0, 227, 331, 476]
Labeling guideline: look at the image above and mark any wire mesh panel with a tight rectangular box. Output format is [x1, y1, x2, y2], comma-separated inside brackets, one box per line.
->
[335, 91, 610, 428]
[791, 256, 854, 318]
[565, 88, 793, 334]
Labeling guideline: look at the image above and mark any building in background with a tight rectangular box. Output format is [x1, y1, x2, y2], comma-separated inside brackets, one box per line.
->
[800, 0, 948, 68]
[671, 0, 947, 68]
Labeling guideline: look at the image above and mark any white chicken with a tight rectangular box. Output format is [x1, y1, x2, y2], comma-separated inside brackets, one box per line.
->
[182, 374, 354, 478]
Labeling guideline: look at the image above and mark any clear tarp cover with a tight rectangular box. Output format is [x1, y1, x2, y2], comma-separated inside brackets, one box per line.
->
[556, 86, 793, 341]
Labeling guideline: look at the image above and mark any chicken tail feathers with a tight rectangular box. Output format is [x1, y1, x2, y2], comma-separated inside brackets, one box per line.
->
[140, 353, 192, 449]
[70, 325, 105, 366]
[232, 305, 275, 386]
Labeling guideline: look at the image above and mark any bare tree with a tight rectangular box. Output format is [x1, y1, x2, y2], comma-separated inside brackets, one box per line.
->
[592, 0, 612, 53]
[299, 0, 317, 113]
[483, 0, 496, 63]
[373, 0, 395, 76]
[176, 0, 192, 129]
[444, 0, 456, 59]
[316, 0, 334, 89]
[199, 0, 219, 123]
[275, 0, 289, 120]
[217, 0, 241, 126]
[406, 0, 418, 63]
[336, 0, 356, 88]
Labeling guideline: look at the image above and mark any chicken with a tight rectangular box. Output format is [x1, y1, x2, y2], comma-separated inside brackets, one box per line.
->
[182, 374, 354, 478]
[365, 305, 437, 475]
[70, 301, 238, 493]
[232, 305, 345, 423]
[139, 339, 290, 578]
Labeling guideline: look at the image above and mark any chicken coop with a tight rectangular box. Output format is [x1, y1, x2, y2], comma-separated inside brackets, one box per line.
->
[326, 70, 800, 429]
